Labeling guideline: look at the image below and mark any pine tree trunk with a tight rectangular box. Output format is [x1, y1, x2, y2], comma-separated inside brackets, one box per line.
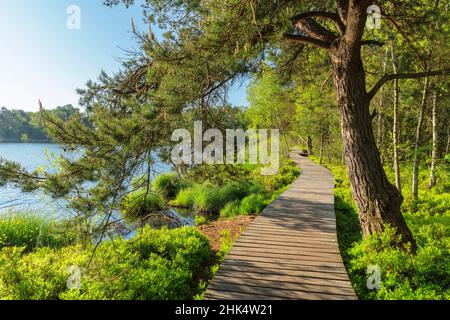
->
[319, 132, 324, 165]
[307, 136, 313, 155]
[446, 127, 450, 156]
[412, 77, 430, 199]
[428, 90, 438, 189]
[391, 45, 402, 193]
[376, 47, 389, 164]
[330, 40, 416, 251]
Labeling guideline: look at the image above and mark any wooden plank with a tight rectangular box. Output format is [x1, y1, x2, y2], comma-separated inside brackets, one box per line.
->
[235, 237, 340, 250]
[215, 269, 354, 289]
[239, 230, 338, 242]
[212, 275, 356, 296]
[219, 259, 350, 276]
[243, 226, 337, 237]
[225, 253, 345, 268]
[229, 247, 344, 263]
[245, 222, 337, 230]
[231, 244, 342, 257]
[233, 242, 341, 254]
[219, 263, 351, 281]
[207, 282, 356, 300]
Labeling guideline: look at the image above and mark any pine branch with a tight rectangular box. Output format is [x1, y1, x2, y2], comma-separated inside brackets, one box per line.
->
[291, 11, 345, 35]
[283, 34, 331, 50]
[368, 69, 450, 101]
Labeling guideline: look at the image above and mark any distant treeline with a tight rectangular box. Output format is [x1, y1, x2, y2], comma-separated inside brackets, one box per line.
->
[0, 105, 80, 143]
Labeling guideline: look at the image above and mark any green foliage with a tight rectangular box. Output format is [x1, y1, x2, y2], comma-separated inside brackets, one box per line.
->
[237, 194, 267, 215]
[195, 228, 236, 300]
[0, 106, 80, 142]
[0, 213, 73, 252]
[170, 188, 195, 208]
[194, 215, 207, 226]
[171, 158, 299, 217]
[171, 183, 247, 213]
[219, 200, 241, 218]
[121, 189, 164, 217]
[216, 229, 234, 262]
[330, 164, 450, 300]
[153, 172, 184, 199]
[220, 192, 284, 218]
[254, 159, 301, 192]
[246, 66, 298, 155]
[0, 226, 211, 300]
[348, 223, 449, 300]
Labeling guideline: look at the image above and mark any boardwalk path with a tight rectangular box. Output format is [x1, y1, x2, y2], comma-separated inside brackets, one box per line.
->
[204, 153, 357, 300]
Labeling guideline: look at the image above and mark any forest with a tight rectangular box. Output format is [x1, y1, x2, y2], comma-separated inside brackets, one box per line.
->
[0, 0, 449, 301]
[0, 105, 80, 142]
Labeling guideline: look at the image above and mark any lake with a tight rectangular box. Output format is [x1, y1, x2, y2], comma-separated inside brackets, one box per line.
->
[0, 143, 194, 226]
[0, 143, 69, 218]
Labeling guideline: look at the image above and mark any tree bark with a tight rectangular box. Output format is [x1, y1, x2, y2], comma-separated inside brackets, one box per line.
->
[391, 45, 402, 193]
[428, 89, 438, 189]
[329, 4, 416, 251]
[307, 136, 313, 155]
[446, 126, 450, 156]
[412, 76, 430, 199]
[319, 132, 324, 164]
[376, 47, 389, 164]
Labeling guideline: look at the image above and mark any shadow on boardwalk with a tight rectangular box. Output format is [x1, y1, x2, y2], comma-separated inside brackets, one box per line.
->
[204, 152, 357, 300]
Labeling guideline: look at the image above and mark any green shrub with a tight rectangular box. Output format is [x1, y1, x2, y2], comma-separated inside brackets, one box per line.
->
[0, 226, 211, 300]
[0, 213, 73, 252]
[348, 225, 450, 300]
[220, 200, 241, 218]
[254, 159, 301, 191]
[220, 194, 268, 218]
[274, 159, 301, 189]
[191, 185, 219, 212]
[238, 194, 266, 215]
[172, 183, 248, 213]
[121, 189, 164, 217]
[170, 187, 195, 208]
[328, 163, 450, 300]
[154, 173, 184, 199]
[216, 183, 248, 205]
[194, 215, 207, 226]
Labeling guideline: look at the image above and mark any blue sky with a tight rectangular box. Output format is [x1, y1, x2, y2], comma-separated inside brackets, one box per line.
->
[0, 1, 248, 112]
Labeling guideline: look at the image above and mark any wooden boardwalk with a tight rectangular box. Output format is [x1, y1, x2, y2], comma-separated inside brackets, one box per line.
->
[204, 153, 357, 300]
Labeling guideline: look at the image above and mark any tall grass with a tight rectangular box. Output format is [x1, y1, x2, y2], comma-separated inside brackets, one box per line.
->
[153, 172, 186, 199]
[121, 189, 164, 217]
[0, 212, 72, 251]
[170, 183, 248, 213]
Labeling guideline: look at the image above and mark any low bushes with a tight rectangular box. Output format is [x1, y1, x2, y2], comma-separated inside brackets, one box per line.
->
[255, 159, 301, 192]
[348, 224, 450, 300]
[0, 213, 73, 252]
[329, 163, 450, 300]
[0, 226, 211, 300]
[220, 194, 268, 218]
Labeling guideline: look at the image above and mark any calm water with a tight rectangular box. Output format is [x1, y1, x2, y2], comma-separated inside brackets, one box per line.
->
[0, 143, 194, 225]
[0, 143, 69, 218]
